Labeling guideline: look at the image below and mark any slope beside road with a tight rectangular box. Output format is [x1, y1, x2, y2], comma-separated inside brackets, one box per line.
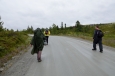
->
[1, 36, 115, 76]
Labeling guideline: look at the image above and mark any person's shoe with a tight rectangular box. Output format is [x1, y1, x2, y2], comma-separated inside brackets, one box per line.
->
[100, 51, 103, 53]
[38, 58, 42, 62]
[38, 60, 42, 62]
[92, 49, 96, 51]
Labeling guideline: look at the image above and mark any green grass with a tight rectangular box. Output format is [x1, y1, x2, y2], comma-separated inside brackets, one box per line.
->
[50, 23, 115, 48]
[0, 31, 30, 58]
[0, 31, 31, 67]
[62, 33, 115, 48]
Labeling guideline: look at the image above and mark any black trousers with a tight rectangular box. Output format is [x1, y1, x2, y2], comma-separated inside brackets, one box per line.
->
[93, 39, 103, 51]
[45, 36, 49, 44]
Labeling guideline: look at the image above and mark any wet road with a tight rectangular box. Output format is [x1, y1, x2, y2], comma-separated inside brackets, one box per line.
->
[1, 36, 115, 76]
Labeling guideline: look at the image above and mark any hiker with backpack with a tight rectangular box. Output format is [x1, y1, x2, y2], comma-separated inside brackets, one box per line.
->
[44, 28, 50, 45]
[92, 25, 104, 53]
[30, 28, 45, 62]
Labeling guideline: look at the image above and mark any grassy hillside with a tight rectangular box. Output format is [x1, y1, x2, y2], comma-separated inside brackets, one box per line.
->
[0, 30, 31, 67]
[99, 24, 115, 47]
[49, 23, 115, 48]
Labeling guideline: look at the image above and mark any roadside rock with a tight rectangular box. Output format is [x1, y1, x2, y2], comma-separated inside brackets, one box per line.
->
[0, 68, 4, 72]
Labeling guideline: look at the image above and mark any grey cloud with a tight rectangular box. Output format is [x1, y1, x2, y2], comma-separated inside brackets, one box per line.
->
[0, 0, 115, 30]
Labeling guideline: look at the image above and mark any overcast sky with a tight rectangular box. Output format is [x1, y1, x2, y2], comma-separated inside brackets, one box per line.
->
[0, 0, 115, 30]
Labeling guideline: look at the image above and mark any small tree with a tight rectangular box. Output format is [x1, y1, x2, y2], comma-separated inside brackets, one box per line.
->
[11, 29, 14, 32]
[27, 26, 30, 31]
[16, 29, 19, 32]
[0, 16, 4, 31]
[76, 20, 82, 32]
[41, 28, 45, 32]
[65, 23, 66, 29]
[31, 26, 33, 31]
[57, 25, 59, 30]
[76, 20, 80, 27]
[52, 23, 57, 34]
[61, 25, 63, 30]
[27, 25, 34, 33]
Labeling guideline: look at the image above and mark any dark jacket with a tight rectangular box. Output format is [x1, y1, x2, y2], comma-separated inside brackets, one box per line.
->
[93, 29, 102, 43]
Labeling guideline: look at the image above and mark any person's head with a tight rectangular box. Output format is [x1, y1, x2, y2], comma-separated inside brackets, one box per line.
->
[95, 25, 99, 30]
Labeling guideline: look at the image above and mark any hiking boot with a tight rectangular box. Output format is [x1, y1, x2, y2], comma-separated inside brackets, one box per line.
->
[38, 58, 42, 62]
[92, 49, 96, 51]
[100, 51, 103, 53]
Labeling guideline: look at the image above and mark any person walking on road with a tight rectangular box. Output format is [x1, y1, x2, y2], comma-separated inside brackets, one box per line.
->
[44, 28, 50, 45]
[30, 28, 45, 62]
[92, 25, 104, 53]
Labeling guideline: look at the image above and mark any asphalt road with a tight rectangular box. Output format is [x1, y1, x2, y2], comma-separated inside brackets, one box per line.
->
[1, 36, 115, 76]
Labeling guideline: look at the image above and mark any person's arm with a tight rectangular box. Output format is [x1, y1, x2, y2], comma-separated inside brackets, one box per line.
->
[93, 30, 96, 39]
[49, 31, 50, 35]
[41, 31, 45, 40]
[93, 30, 98, 39]
[44, 31, 45, 35]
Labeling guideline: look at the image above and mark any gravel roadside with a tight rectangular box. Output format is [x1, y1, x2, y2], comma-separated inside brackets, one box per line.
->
[0, 46, 33, 76]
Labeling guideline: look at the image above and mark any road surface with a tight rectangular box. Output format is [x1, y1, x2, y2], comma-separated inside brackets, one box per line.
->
[1, 36, 115, 76]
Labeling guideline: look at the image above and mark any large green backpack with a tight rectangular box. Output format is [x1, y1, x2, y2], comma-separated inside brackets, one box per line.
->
[34, 28, 42, 39]
[33, 28, 45, 40]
